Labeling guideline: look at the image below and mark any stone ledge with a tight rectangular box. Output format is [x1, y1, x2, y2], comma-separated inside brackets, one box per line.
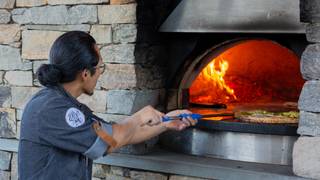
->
[0, 138, 308, 180]
[95, 151, 307, 180]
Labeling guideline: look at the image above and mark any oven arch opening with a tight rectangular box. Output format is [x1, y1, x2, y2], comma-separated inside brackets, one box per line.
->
[177, 39, 305, 110]
[160, 39, 303, 165]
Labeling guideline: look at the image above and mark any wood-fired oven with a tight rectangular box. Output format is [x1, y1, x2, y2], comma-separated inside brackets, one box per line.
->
[158, 0, 307, 166]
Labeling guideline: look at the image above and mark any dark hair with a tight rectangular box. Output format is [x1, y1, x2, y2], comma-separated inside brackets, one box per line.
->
[37, 31, 99, 87]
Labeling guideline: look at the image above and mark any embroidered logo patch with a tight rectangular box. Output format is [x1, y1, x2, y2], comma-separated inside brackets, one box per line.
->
[65, 107, 85, 128]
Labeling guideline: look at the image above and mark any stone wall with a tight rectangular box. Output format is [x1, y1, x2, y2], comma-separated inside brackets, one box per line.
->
[293, 0, 320, 179]
[91, 165, 209, 180]
[3, 0, 318, 179]
[0, 0, 206, 179]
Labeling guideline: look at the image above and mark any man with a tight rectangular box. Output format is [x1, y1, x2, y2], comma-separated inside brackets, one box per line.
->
[18, 31, 196, 180]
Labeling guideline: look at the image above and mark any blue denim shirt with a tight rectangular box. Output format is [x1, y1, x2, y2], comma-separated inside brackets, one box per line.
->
[18, 85, 112, 180]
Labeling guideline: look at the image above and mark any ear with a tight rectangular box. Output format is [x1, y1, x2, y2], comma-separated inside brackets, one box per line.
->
[80, 69, 89, 81]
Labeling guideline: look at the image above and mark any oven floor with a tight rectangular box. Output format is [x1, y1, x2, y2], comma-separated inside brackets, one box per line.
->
[190, 102, 298, 114]
[97, 149, 307, 180]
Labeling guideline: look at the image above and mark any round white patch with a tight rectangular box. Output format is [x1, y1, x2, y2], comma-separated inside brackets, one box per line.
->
[65, 107, 85, 128]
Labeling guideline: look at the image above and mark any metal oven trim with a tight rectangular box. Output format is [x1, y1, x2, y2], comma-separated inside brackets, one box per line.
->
[160, 128, 297, 165]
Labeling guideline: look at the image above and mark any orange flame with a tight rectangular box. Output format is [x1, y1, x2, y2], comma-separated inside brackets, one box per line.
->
[190, 58, 236, 104]
[190, 40, 304, 105]
[204, 59, 236, 100]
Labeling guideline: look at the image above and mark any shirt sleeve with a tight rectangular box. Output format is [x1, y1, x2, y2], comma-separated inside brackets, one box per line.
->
[83, 122, 113, 159]
[37, 99, 113, 160]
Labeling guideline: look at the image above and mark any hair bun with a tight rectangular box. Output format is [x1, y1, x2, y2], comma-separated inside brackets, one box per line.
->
[37, 64, 62, 87]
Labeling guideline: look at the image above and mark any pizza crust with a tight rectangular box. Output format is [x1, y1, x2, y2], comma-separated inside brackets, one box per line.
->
[235, 110, 299, 124]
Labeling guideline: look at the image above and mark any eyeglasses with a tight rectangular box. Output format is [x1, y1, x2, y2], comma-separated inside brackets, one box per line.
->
[96, 63, 106, 74]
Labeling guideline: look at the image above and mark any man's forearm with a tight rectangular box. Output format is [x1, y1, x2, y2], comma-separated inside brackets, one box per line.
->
[110, 117, 167, 150]
[111, 114, 142, 148]
[127, 123, 167, 144]
[107, 108, 194, 153]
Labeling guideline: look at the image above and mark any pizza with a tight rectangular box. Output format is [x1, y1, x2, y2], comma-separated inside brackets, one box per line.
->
[235, 110, 299, 124]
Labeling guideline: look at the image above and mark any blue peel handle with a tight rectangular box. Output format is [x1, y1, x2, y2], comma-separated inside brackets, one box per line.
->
[162, 113, 202, 122]
[162, 116, 171, 122]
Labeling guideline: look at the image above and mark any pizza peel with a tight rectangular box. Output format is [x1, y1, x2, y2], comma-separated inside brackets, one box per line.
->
[163, 113, 298, 136]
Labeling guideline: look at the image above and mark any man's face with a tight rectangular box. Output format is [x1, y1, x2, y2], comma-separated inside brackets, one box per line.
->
[83, 45, 104, 96]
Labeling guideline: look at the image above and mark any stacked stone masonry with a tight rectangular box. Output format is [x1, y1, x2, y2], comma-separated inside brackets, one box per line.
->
[293, 0, 320, 179]
[0, 0, 198, 179]
[92, 165, 209, 180]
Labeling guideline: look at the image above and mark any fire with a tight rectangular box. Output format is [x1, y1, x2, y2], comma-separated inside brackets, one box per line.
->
[190, 58, 237, 104]
[189, 40, 304, 105]
[204, 59, 237, 100]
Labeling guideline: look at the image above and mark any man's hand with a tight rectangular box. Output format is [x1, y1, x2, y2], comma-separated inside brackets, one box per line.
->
[132, 105, 164, 127]
[111, 108, 197, 149]
[163, 109, 197, 131]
